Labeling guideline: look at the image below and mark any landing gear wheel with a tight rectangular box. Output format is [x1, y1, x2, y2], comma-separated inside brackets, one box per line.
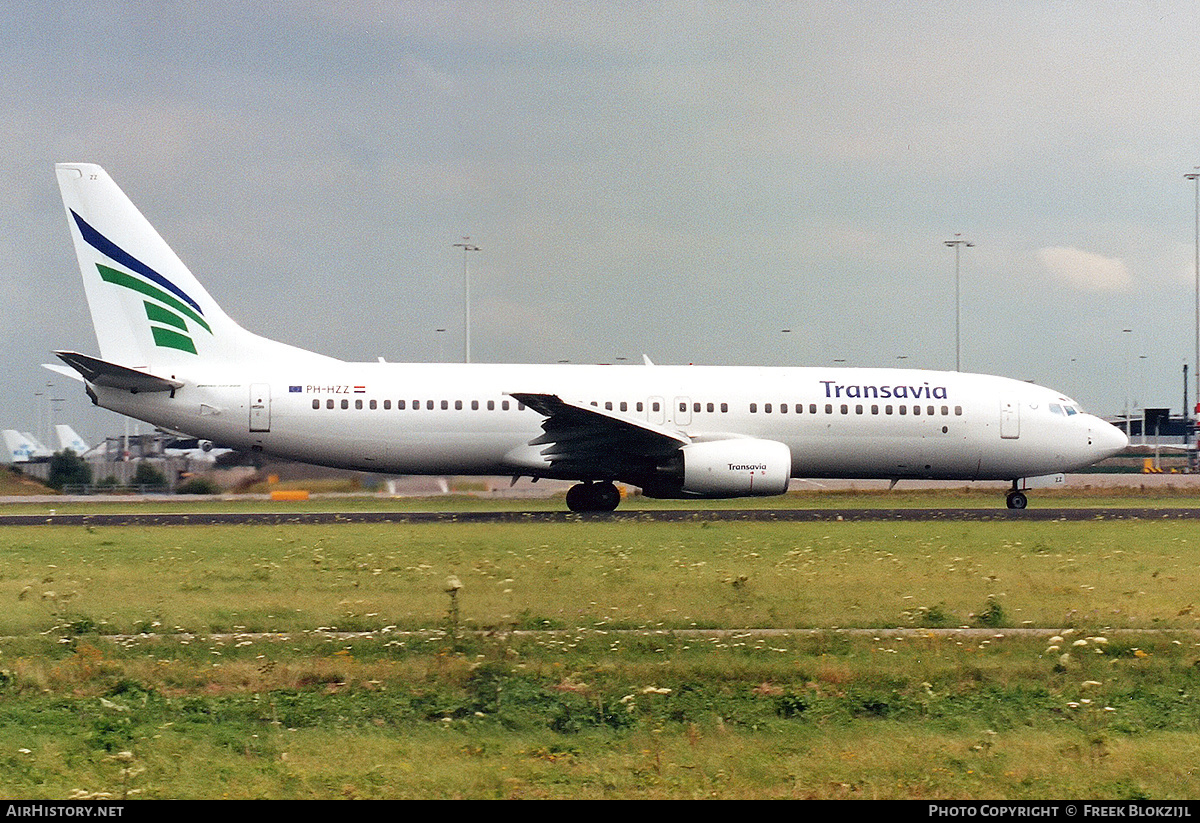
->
[592, 481, 621, 512]
[565, 481, 622, 513]
[1006, 490, 1028, 510]
[565, 483, 591, 512]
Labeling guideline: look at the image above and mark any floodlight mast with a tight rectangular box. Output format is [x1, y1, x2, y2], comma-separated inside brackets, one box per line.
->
[1186, 171, 1200, 469]
[452, 239, 481, 363]
[944, 235, 975, 372]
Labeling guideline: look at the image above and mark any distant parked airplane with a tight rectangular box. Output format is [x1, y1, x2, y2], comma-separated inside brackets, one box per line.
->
[2, 430, 51, 463]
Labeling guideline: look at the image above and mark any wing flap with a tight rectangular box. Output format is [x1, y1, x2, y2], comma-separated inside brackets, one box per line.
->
[508, 392, 688, 479]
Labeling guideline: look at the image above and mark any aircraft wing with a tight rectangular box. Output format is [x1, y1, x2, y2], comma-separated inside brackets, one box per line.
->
[509, 392, 688, 478]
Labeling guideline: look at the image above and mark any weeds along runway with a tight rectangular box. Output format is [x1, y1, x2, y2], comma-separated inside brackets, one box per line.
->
[3, 507, 1200, 526]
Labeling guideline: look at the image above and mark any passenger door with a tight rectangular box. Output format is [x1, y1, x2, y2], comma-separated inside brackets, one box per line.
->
[1000, 397, 1020, 440]
[249, 383, 271, 432]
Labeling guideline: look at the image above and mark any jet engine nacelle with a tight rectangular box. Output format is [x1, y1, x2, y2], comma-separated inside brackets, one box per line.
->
[678, 438, 792, 497]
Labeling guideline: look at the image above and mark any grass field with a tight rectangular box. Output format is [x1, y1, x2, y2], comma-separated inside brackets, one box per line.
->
[0, 500, 1198, 798]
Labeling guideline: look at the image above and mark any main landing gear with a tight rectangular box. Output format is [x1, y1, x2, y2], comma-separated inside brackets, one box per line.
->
[1005, 484, 1028, 510]
[565, 481, 621, 513]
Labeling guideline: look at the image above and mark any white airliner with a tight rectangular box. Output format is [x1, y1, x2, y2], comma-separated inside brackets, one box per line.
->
[2, 430, 50, 463]
[48, 163, 1128, 511]
[162, 436, 232, 464]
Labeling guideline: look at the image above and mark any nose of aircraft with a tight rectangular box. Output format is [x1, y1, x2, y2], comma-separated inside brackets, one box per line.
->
[1093, 419, 1129, 459]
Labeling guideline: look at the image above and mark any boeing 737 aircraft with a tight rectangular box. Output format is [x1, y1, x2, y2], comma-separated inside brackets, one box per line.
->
[49, 163, 1128, 510]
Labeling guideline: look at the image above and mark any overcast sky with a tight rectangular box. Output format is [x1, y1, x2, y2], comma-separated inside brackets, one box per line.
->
[5, 0, 1200, 444]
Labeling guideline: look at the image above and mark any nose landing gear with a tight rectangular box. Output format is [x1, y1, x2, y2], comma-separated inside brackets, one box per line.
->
[1005, 485, 1028, 510]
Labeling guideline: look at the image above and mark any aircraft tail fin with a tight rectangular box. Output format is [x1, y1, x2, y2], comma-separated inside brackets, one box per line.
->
[4, 430, 51, 462]
[55, 163, 336, 373]
[21, 433, 53, 458]
[2, 430, 36, 463]
[55, 425, 91, 455]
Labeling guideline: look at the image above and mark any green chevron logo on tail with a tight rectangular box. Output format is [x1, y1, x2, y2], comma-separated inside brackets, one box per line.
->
[72, 209, 212, 355]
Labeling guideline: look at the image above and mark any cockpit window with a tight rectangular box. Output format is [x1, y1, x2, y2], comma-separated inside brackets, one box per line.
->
[1064, 406, 1078, 416]
[1049, 403, 1063, 415]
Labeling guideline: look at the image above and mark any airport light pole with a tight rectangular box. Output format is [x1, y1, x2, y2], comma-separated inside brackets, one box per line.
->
[434, 328, 447, 362]
[1122, 328, 1133, 438]
[452, 239, 481, 363]
[33, 390, 44, 446]
[944, 235, 974, 372]
[49, 397, 65, 445]
[1138, 354, 1148, 445]
[1187, 170, 1200, 467]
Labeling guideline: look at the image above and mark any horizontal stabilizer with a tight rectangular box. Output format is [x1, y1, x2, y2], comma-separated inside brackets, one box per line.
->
[43, 363, 84, 382]
[55, 351, 183, 393]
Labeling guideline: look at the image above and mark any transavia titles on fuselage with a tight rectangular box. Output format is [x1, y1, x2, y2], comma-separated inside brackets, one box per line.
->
[47, 163, 1128, 511]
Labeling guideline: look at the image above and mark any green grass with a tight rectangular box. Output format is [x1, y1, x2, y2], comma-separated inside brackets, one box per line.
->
[0, 632, 1196, 798]
[0, 513, 1198, 798]
[2, 519, 1197, 636]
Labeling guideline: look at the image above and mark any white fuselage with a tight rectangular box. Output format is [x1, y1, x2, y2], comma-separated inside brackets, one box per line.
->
[91, 362, 1128, 484]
